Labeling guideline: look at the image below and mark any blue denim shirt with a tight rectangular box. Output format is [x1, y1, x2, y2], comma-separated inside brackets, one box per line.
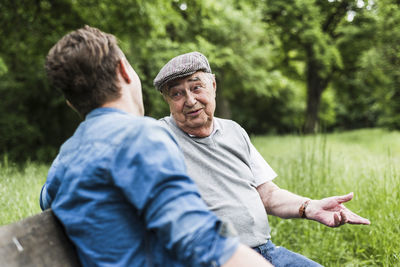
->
[40, 108, 238, 267]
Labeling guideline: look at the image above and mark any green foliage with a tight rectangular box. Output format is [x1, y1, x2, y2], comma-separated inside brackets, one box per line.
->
[0, 0, 399, 161]
[365, 0, 400, 129]
[0, 0, 84, 161]
[263, 0, 344, 77]
[252, 128, 400, 266]
[262, 0, 382, 132]
[232, 78, 306, 134]
[0, 57, 7, 76]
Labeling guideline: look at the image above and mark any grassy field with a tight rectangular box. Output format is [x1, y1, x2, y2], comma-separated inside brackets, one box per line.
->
[0, 128, 399, 266]
[252, 128, 400, 266]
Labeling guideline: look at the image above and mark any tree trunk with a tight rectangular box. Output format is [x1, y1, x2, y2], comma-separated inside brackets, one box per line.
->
[215, 90, 232, 119]
[304, 85, 321, 134]
[304, 53, 329, 134]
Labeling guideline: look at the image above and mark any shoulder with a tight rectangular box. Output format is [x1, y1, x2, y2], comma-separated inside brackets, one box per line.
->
[111, 117, 186, 175]
[125, 116, 178, 146]
[84, 113, 179, 154]
[215, 117, 246, 134]
[96, 115, 163, 145]
[215, 117, 241, 127]
[158, 116, 174, 129]
[88, 112, 160, 139]
[214, 117, 251, 151]
[109, 116, 184, 169]
[158, 116, 182, 139]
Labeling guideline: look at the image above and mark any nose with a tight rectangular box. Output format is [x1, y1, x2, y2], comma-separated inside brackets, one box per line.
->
[185, 91, 197, 107]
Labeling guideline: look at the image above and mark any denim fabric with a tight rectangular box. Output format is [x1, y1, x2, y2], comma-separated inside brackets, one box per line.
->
[254, 240, 323, 267]
[40, 107, 238, 267]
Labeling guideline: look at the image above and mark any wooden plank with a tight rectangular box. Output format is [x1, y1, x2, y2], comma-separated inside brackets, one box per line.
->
[0, 209, 80, 267]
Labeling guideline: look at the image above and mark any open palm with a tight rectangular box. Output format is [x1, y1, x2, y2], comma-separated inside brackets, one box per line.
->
[307, 192, 371, 227]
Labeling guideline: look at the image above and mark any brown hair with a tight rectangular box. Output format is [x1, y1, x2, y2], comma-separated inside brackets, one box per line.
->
[45, 25, 122, 116]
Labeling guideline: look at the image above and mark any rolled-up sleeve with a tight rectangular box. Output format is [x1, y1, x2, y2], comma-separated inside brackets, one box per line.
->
[111, 124, 239, 266]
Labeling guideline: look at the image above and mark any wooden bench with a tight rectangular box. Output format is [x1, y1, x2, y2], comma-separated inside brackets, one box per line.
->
[0, 209, 80, 267]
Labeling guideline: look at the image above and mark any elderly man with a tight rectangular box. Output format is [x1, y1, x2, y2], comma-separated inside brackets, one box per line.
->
[154, 52, 371, 266]
[40, 28, 272, 267]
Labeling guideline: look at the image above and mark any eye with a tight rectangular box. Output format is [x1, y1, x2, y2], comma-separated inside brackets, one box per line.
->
[169, 90, 184, 100]
[191, 85, 202, 92]
[171, 92, 180, 97]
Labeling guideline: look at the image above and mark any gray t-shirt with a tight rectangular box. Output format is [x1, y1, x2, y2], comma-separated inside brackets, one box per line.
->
[160, 116, 277, 247]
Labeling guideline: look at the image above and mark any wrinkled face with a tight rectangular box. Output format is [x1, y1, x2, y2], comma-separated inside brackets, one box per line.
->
[163, 71, 216, 135]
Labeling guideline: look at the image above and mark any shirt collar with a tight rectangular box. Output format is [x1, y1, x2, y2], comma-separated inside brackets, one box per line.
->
[187, 119, 220, 138]
[169, 115, 220, 139]
[86, 107, 129, 120]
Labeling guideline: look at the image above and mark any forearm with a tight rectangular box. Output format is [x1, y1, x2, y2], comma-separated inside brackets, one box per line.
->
[257, 182, 309, 219]
[258, 182, 371, 226]
[267, 189, 309, 218]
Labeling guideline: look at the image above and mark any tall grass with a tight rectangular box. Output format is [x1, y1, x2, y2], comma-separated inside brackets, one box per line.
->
[252, 128, 400, 266]
[0, 128, 398, 265]
[0, 156, 47, 225]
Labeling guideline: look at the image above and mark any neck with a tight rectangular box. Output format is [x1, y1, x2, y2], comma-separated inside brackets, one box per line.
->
[179, 120, 214, 138]
[102, 97, 142, 116]
[102, 83, 144, 116]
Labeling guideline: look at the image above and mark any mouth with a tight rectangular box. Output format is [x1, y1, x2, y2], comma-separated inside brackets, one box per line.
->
[186, 108, 203, 117]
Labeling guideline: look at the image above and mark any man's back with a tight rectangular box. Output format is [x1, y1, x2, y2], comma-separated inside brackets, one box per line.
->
[42, 108, 238, 266]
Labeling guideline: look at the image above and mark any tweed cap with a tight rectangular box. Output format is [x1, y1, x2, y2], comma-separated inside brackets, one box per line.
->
[153, 51, 212, 91]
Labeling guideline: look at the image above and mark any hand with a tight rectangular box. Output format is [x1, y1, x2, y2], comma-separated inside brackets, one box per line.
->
[306, 192, 371, 227]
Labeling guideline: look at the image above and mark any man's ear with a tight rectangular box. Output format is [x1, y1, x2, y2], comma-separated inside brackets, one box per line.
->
[66, 100, 74, 110]
[212, 74, 217, 92]
[118, 58, 131, 83]
[66, 100, 82, 117]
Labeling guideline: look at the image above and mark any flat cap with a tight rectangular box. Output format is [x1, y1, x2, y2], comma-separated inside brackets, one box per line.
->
[153, 51, 211, 91]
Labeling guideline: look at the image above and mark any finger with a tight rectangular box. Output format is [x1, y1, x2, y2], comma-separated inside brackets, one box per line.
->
[347, 216, 371, 225]
[343, 209, 371, 225]
[340, 211, 347, 225]
[333, 213, 340, 227]
[336, 192, 354, 204]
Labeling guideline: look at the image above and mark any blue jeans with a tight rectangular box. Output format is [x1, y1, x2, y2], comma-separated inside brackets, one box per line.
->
[253, 240, 323, 267]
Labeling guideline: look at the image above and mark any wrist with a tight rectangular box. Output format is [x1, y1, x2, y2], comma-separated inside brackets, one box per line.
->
[299, 199, 311, 219]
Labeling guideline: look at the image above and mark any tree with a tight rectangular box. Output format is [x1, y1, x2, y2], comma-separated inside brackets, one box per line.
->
[262, 0, 377, 133]
[354, 0, 400, 129]
[0, 0, 85, 161]
[147, 0, 284, 119]
[1, 0, 398, 162]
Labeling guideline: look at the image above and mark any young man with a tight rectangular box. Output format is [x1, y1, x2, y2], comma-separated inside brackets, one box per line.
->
[154, 51, 371, 266]
[40, 26, 271, 267]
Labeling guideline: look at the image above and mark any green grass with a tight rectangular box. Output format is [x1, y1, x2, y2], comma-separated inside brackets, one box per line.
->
[0, 157, 47, 225]
[252, 128, 400, 266]
[0, 128, 399, 266]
